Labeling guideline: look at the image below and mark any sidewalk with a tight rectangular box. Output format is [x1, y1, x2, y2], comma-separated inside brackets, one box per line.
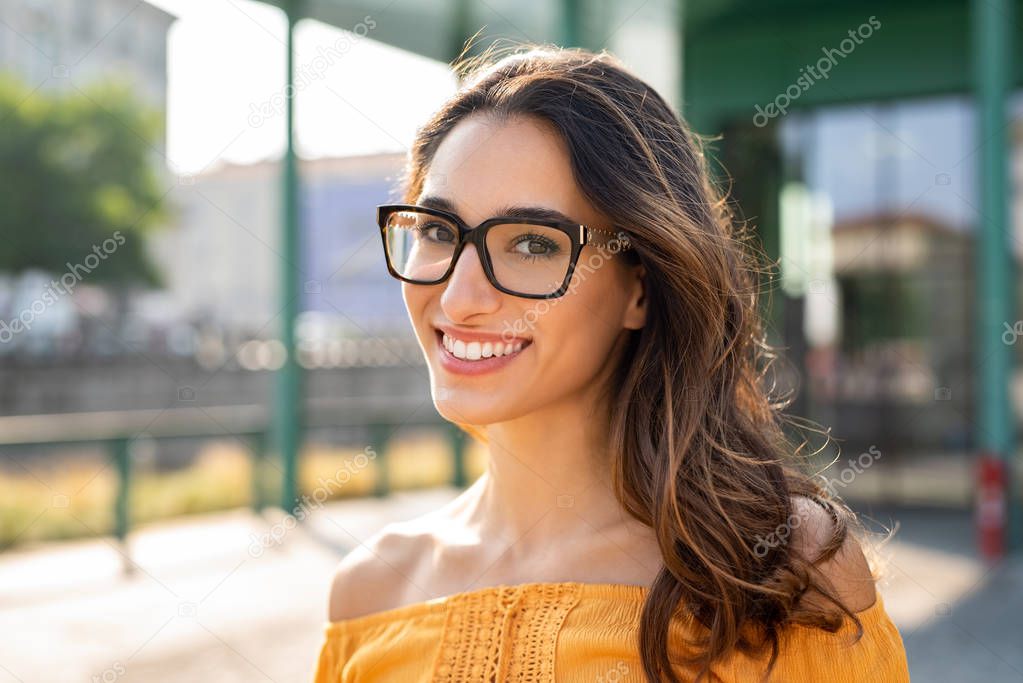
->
[0, 491, 1020, 682]
[0, 489, 455, 683]
[862, 505, 1023, 681]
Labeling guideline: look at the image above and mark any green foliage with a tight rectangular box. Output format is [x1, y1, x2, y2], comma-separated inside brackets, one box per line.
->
[0, 74, 169, 287]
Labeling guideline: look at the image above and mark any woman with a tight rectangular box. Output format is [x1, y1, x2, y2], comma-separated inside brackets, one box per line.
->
[313, 45, 910, 682]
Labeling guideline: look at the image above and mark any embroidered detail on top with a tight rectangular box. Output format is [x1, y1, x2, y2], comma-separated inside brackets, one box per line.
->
[430, 583, 582, 682]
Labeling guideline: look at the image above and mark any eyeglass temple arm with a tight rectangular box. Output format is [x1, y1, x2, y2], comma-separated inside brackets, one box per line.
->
[582, 225, 632, 250]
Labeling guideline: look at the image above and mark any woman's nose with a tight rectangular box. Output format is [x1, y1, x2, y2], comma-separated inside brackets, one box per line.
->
[439, 243, 502, 320]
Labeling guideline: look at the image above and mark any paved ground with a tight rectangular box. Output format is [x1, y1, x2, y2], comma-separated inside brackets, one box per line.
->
[859, 504, 1023, 682]
[0, 490, 455, 683]
[0, 491, 1020, 682]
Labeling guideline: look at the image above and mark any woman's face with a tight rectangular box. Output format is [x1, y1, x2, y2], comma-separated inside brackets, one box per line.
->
[402, 114, 646, 426]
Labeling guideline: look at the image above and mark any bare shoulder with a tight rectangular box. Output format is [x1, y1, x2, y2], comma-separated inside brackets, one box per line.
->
[327, 517, 435, 622]
[328, 483, 488, 622]
[789, 495, 878, 613]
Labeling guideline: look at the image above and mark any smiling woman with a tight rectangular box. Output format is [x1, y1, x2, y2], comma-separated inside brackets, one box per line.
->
[312, 44, 910, 683]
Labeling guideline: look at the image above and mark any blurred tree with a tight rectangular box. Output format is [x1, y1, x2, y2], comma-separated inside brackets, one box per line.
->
[0, 74, 167, 287]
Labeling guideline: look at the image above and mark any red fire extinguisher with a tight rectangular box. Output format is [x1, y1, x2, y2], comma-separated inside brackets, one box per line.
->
[976, 452, 1006, 561]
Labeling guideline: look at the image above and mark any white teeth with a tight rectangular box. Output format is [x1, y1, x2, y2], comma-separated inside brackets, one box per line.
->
[441, 333, 527, 362]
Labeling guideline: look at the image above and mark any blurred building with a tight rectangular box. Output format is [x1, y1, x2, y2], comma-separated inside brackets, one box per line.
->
[299, 153, 414, 334]
[830, 212, 971, 402]
[802, 212, 974, 460]
[143, 152, 410, 339]
[1, 0, 1021, 530]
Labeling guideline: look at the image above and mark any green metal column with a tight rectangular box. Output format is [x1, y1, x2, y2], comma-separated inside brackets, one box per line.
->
[678, 0, 715, 138]
[111, 438, 134, 574]
[972, 0, 1017, 553]
[561, 0, 582, 48]
[449, 0, 471, 62]
[449, 422, 467, 488]
[370, 423, 390, 497]
[250, 431, 267, 513]
[275, 0, 304, 514]
[676, 0, 685, 118]
[112, 438, 130, 540]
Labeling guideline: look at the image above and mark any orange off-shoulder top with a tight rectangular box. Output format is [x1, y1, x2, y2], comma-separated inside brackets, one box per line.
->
[312, 581, 910, 682]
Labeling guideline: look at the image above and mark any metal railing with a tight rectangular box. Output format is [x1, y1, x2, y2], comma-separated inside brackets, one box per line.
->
[0, 399, 467, 569]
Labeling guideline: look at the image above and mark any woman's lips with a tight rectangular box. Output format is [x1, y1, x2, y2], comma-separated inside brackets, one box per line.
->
[434, 329, 531, 376]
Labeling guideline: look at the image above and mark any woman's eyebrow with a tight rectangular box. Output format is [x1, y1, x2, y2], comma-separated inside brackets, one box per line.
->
[418, 195, 579, 225]
[418, 195, 459, 214]
[493, 205, 579, 224]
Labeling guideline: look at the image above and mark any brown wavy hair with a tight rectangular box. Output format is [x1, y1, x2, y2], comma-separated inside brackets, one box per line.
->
[399, 43, 873, 682]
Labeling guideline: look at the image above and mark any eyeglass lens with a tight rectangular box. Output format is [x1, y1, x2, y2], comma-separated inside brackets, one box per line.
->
[383, 208, 573, 296]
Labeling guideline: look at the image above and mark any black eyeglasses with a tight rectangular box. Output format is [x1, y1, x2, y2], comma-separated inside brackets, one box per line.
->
[377, 203, 632, 299]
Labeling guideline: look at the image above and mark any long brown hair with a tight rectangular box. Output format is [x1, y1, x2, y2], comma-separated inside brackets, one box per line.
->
[400, 44, 871, 682]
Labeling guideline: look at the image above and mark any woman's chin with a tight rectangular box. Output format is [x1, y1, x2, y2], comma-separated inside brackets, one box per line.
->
[432, 386, 512, 426]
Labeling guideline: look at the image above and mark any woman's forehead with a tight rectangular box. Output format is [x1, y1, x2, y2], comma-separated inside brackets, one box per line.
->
[421, 114, 606, 229]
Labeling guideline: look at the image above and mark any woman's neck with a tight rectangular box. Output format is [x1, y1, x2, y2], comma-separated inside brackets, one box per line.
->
[467, 397, 629, 552]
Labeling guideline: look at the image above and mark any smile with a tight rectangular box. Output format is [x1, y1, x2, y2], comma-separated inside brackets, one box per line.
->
[442, 333, 525, 361]
[433, 327, 532, 376]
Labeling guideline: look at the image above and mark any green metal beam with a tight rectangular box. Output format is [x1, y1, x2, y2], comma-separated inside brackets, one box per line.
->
[258, 0, 567, 63]
[973, 0, 1018, 553]
[275, 0, 304, 515]
[683, 0, 1023, 131]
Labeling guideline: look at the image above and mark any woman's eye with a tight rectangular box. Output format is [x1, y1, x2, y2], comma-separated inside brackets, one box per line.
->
[420, 223, 455, 242]
[512, 234, 559, 256]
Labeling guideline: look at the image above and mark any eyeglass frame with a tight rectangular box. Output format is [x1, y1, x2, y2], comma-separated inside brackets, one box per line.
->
[376, 203, 632, 300]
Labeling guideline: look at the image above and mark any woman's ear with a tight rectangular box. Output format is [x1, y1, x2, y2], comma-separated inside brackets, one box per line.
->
[622, 264, 647, 330]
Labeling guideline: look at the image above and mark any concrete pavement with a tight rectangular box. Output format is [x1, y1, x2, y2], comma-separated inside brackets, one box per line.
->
[1, 492, 1020, 682]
